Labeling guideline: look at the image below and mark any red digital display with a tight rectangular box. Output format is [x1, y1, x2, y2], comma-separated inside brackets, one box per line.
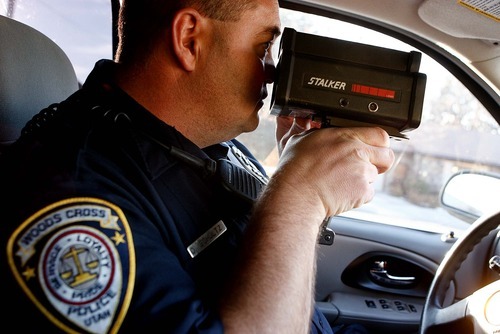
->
[351, 84, 396, 99]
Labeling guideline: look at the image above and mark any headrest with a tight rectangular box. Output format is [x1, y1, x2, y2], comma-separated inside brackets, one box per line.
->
[0, 15, 79, 147]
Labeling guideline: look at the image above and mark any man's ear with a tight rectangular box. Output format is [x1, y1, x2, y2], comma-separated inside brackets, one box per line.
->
[171, 8, 205, 72]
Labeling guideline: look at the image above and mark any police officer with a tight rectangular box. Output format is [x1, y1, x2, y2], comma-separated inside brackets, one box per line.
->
[0, 0, 394, 333]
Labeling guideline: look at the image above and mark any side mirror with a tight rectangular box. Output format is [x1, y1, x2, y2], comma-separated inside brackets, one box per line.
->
[440, 170, 500, 223]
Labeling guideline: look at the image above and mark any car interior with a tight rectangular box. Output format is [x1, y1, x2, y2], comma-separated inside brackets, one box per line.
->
[1, 0, 499, 333]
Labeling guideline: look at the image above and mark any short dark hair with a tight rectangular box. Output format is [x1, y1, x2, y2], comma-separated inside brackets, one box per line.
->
[116, 0, 257, 63]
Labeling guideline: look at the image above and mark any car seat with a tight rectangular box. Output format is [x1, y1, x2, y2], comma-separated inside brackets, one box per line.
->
[0, 15, 79, 153]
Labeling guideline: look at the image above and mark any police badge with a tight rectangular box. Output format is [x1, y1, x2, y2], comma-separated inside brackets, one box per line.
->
[7, 197, 135, 334]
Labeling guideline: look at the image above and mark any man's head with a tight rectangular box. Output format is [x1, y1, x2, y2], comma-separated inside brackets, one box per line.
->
[116, 0, 260, 64]
[115, 0, 281, 147]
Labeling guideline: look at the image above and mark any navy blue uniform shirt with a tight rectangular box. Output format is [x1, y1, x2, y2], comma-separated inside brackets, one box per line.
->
[0, 60, 333, 333]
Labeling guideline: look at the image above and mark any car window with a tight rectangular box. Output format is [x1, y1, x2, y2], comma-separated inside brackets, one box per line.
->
[1, 0, 112, 84]
[237, 8, 500, 234]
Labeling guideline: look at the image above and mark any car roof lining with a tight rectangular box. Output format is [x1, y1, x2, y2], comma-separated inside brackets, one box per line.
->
[417, 0, 500, 41]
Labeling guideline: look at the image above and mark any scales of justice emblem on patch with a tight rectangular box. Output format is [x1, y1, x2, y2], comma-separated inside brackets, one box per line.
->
[7, 197, 135, 334]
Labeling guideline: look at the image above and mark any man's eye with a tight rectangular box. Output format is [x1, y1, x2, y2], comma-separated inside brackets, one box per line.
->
[259, 42, 272, 59]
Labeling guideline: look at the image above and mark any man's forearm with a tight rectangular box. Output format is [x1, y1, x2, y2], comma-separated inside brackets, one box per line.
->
[221, 186, 323, 333]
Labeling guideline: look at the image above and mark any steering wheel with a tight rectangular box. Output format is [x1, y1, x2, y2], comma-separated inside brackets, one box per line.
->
[420, 209, 500, 333]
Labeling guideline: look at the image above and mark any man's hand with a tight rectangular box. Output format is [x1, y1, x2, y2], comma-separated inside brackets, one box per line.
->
[272, 121, 395, 222]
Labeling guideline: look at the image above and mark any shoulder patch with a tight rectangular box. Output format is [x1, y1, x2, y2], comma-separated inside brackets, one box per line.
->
[7, 197, 135, 334]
